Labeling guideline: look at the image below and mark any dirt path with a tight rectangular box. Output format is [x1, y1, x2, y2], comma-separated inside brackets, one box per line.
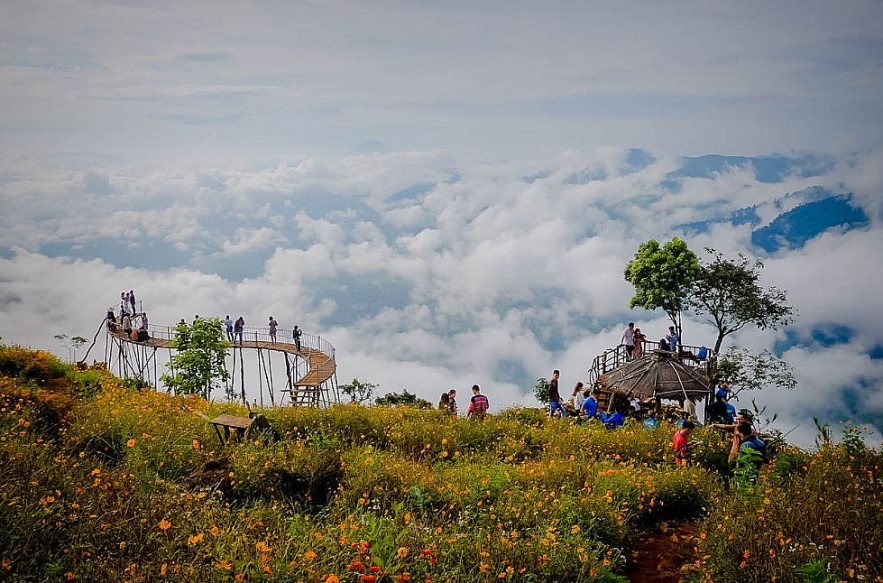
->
[626, 521, 702, 583]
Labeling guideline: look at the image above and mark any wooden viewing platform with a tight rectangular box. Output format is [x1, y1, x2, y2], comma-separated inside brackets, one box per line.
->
[102, 316, 338, 407]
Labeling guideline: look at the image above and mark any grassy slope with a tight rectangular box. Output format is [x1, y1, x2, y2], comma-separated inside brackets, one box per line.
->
[0, 345, 879, 582]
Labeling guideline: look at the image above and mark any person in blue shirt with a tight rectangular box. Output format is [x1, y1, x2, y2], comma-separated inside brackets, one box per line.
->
[666, 326, 679, 352]
[600, 409, 625, 429]
[581, 389, 600, 419]
[728, 422, 766, 468]
[725, 400, 737, 424]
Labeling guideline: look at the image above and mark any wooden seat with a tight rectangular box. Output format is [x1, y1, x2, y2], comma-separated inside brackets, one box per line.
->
[209, 414, 254, 444]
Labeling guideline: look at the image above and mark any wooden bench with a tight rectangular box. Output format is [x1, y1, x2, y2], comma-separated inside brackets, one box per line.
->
[209, 414, 253, 444]
[209, 413, 278, 445]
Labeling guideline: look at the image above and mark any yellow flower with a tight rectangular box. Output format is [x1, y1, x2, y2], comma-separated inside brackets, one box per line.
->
[397, 547, 409, 558]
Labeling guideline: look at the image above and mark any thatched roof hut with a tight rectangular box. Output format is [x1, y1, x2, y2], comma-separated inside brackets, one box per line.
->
[597, 350, 710, 402]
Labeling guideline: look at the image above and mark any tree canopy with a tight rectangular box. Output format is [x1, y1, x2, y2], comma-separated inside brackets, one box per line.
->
[690, 249, 794, 354]
[340, 378, 377, 404]
[374, 390, 433, 409]
[161, 317, 230, 398]
[624, 237, 700, 341]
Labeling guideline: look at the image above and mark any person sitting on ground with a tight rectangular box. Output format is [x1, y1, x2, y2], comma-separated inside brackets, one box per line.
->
[728, 421, 767, 468]
[672, 420, 696, 465]
[600, 408, 625, 430]
[581, 388, 600, 419]
[467, 384, 489, 420]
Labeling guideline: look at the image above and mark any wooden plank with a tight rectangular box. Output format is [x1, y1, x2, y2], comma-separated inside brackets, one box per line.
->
[209, 414, 253, 430]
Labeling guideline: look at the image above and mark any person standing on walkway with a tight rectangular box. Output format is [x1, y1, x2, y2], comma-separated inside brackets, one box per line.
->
[225, 315, 234, 342]
[292, 325, 303, 352]
[129, 290, 137, 314]
[268, 316, 278, 342]
[632, 327, 646, 359]
[234, 316, 245, 344]
[621, 322, 635, 360]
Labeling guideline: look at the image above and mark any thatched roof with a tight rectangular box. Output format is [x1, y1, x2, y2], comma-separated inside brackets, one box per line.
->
[597, 350, 710, 401]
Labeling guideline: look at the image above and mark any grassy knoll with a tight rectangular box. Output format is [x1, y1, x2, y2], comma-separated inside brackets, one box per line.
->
[0, 345, 879, 582]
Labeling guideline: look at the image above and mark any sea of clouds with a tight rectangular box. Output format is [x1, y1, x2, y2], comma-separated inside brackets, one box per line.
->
[1, 147, 881, 447]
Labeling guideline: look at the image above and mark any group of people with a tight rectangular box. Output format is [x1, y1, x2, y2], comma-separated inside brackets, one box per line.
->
[107, 290, 149, 342]
[620, 322, 650, 360]
[547, 369, 640, 429]
[438, 385, 490, 419]
[621, 322, 711, 364]
[222, 315, 303, 351]
[673, 405, 767, 471]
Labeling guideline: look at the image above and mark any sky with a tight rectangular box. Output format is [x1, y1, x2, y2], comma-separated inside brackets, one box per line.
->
[1, 1, 882, 447]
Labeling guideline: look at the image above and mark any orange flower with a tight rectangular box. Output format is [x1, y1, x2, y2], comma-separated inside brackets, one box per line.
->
[187, 533, 204, 546]
[215, 561, 233, 571]
[158, 519, 171, 531]
[397, 547, 409, 558]
[325, 575, 340, 583]
[255, 541, 272, 554]
[126, 438, 136, 448]
[192, 439, 201, 450]
[304, 550, 317, 561]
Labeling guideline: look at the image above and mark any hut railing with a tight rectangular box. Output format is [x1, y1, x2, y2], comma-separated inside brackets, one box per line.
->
[587, 341, 715, 386]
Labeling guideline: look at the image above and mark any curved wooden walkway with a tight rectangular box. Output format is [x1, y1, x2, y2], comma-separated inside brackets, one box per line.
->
[109, 329, 336, 388]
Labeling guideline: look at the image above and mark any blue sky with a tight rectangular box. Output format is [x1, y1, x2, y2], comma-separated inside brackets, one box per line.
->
[1, 1, 882, 446]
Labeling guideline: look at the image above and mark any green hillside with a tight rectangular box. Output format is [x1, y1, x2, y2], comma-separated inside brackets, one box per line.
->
[0, 345, 879, 582]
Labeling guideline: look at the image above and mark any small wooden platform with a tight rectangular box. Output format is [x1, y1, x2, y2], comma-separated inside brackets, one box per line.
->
[209, 414, 254, 444]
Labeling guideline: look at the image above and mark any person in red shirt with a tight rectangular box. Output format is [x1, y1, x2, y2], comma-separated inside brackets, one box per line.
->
[672, 420, 696, 465]
[467, 385, 489, 420]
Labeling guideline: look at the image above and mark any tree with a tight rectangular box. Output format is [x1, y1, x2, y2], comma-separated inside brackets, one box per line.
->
[54, 333, 88, 363]
[374, 390, 433, 409]
[340, 378, 377, 404]
[715, 347, 796, 398]
[161, 317, 230, 398]
[533, 377, 550, 404]
[690, 249, 794, 354]
[624, 237, 699, 345]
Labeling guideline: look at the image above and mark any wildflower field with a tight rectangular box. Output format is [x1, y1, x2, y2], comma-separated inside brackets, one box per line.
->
[0, 345, 880, 582]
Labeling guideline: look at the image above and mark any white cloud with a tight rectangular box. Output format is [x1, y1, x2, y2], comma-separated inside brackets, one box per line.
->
[1, 147, 881, 449]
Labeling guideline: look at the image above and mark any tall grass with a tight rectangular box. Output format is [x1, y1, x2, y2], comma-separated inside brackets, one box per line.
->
[0, 346, 880, 582]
